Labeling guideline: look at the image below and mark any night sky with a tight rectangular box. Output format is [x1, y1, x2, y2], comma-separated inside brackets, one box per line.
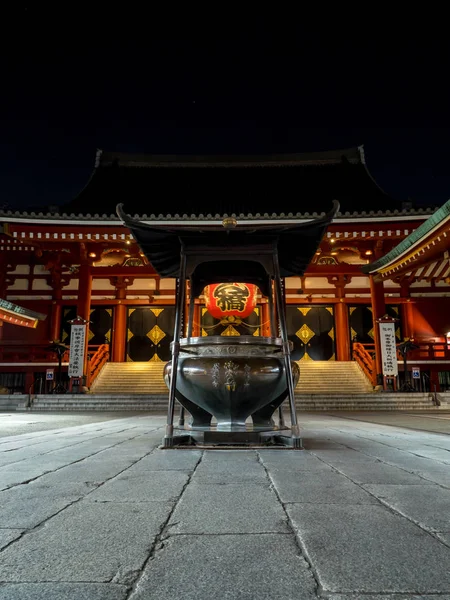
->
[2, 10, 450, 211]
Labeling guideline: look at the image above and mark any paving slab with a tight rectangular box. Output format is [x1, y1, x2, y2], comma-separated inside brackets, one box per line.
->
[0, 529, 25, 551]
[307, 449, 379, 463]
[329, 461, 430, 484]
[0, 583, 128, 600]
[131, 534, 316, 600]
[269, 469, 379, 504]
[0, 480, 97, 528]
[327, 595, 450, 600]
[87, 471, 189, 502]
[0, 501, 172, 583]
[168, 482, 289, 534]
[35, 458, 139, 485]
[363, 483, 450, 532]
[127, 449, 202, 471]
[0, 463, 72, 491]
[287, 503, 450, 593]
[259, 450, 334, 471]
[437, 532, 450, 546]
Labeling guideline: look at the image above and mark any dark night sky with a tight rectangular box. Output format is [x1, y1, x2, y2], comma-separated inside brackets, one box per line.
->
[2, 9, 450, 211]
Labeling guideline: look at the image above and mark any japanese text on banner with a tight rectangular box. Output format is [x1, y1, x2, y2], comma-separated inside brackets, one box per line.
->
[68, 324, 86, 378]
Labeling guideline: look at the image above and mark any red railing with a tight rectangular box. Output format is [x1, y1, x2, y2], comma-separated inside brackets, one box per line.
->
[397, 339, 450, 362]
[353, 342, 377, 386]
[0, 342, 70, 363]
[86, 344, 110, 388]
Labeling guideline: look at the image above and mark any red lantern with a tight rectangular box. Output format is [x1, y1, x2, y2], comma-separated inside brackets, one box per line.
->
[204, 283, 257, 320]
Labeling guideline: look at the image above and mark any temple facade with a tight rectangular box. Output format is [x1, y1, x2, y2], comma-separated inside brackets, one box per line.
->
[0, 147, 449, 396]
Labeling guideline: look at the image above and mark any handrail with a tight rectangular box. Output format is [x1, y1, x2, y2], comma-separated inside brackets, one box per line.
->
[86, 344, 110, 388]
[28, 377, 44, 408]
[422, 372, 440, 406]
[353, 342, 377, 386]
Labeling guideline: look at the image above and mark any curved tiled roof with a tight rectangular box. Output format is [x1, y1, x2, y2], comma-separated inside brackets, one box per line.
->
[61, 146, 404, 217]
[363, 199, 450, 274]
[0, 206, 437, 225]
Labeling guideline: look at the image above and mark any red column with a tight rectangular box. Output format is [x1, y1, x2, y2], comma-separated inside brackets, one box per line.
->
[76, 263, 92, 375]
[193, 303, 201, 337]
[335, 299, 350, 361]
[111, 279, 127, 362]
[77, 263, 92, 323]
[370, 275, 386, 383]
[261, 301, 271, 337]
[50, 289, 62, 342]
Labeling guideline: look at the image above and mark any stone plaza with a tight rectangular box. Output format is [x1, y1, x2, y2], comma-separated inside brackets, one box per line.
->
[0, 412, 449, 599]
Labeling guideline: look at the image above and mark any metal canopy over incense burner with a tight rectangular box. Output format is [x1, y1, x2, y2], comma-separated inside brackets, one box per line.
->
[117, 200, 339, 449]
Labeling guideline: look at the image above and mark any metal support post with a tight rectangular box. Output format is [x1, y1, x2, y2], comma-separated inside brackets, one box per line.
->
[163, 249, 187, 447]
[187, 281, 195, 338]
[178, 405, 185, 427]
[273, 247, 302, 448]
[268, 279, 277, 338]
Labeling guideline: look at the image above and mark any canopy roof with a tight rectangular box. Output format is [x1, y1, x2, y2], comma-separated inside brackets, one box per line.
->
[65, 146, 401, 218]
[117, 201, 339, 296]
[363, 199, 450, 283]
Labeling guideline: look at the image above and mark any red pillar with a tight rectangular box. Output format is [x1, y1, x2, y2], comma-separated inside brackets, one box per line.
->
[370, 275, 386, 383]
[77, 263, 92, 323]
[193, 303, 201, 337]
[261, 301, 271, 337]
[335, 300, 350, 361]
[76, 263, 92, 375]
[50, 289, 62, 342]
[111, 279, 128, 363]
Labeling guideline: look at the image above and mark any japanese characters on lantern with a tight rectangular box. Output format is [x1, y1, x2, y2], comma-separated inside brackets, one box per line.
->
[204, 283, 257, 320]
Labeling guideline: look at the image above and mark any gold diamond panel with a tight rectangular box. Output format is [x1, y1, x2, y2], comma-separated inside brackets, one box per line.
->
[202, 328, 208, 337]
[253, 307, 260, 316]
[202, 308, 208, 316]
[300, 352, 313, 361]
[351, 327, 358, 340]
[147, 324, 166, 345]
[298, 307, 311, 316]
[253, 328, 260, 336]
[296, 323, 315, 344]
[150, 353, 163, 362]
[368, 328, 374, 339]
[328, 329, 335, 341]
[150, 308, 164, 317]
[325, 307, 333, 314]
[88, 329, 95, 342]
[349, 307, 357, 315]
[221, 325, 240, 336]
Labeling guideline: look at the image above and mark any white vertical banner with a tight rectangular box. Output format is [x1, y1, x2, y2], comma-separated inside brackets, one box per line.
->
[379, 321, 398, 376]
[68, 324, 86, 377]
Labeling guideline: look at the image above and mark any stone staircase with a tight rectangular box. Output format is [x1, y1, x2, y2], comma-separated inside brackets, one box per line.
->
[296, 361, 373, 395]
[21, 361, 440, 412]
[90, 360, 372, 396]
[90, 362, 167, 395]
[295, 393, 436, 411]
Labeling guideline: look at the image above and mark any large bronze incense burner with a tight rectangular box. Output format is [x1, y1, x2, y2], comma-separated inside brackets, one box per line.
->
[117, 200, 339, 448]
[164, 336, 300, 430]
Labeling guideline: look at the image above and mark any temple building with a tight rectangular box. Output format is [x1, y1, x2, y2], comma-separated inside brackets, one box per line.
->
[0, 146, 449, 398]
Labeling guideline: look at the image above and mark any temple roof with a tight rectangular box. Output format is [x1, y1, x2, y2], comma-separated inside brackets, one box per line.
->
[117, 201, 339, 293]
[63, 146, 403, 217]
[363, 199, 450, 281]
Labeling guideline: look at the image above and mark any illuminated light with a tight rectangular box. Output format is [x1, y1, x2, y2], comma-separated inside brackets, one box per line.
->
[330, 238, 335, 244]
[331, 251, 338, 256]
[126, 240, 131, 245]
[365, 250, 373, 256]
[89, 252, 97, 258]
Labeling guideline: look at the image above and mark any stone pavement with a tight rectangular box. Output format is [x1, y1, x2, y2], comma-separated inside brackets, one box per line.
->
[0, 413, 449, 599]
